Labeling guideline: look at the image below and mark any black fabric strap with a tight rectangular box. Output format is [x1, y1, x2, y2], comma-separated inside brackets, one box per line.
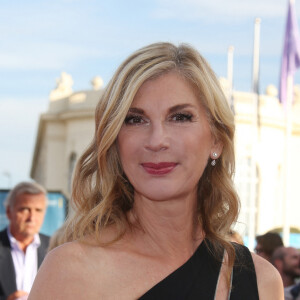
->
[139, 240, 259, 300]
[139, 239, 222, 300]
[229, 243, 259, 300]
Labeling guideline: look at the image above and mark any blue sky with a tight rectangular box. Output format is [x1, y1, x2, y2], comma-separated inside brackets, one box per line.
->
[0, 0, 298, 188]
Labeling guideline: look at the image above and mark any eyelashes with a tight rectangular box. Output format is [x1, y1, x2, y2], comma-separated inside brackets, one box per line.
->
[124, 112, 194, 125]
[171, 113, 193, 122]
[124, 115, 145, 125]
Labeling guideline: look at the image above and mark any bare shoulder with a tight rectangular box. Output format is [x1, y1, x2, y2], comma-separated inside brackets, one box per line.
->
[40, 239, 90, 270]
[28, 239, 108, 300]
[251, 252, 284, 300]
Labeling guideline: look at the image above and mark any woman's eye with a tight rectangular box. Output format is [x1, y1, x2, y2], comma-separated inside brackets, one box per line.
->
[124, 115, 144, 125]
[171, 113, 193, 122]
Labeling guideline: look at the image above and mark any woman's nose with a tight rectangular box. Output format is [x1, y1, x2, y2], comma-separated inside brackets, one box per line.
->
[144, 122, 169, 152]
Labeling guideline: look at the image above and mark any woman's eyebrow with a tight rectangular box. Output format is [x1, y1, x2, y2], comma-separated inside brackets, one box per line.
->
[128, 107, 144, 114]
[169, 104, 195, 113]
[128, 104, 196, 114]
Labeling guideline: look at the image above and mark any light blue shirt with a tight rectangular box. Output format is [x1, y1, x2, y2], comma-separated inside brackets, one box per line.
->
[7, 228, 40, 293]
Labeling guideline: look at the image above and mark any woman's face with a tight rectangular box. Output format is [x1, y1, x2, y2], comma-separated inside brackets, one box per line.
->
[117, 72, 222, 202]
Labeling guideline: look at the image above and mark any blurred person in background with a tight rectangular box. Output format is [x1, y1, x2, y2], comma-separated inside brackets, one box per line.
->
[285, 282, 300, 300]
[272, 246, 300, 288]
[0, 181, 49, 300]
[255, 232, 284, 262]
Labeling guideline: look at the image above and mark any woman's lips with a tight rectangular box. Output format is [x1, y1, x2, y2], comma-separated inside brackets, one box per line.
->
[141, 162, 177, 175]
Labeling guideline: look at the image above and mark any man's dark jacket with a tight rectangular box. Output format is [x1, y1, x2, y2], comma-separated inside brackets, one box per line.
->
[0, 228, 49, 300]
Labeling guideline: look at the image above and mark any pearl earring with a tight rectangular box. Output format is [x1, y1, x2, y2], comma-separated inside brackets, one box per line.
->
[211, 152, 218, 166]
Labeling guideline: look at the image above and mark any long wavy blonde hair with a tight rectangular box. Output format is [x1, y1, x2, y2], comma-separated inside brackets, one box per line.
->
[65, 42, 239, 268]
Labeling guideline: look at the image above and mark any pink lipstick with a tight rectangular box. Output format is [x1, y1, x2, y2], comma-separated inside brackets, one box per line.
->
[141, 162, 177, 175]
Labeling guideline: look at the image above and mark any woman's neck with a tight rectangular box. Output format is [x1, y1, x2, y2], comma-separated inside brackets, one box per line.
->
[128, 193, 203, 259]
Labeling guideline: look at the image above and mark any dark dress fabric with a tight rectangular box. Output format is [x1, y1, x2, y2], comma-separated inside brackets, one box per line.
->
[139, 240, 259, 300]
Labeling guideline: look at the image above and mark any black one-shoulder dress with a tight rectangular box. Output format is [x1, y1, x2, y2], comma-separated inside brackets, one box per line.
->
[139, 239, 259, 300]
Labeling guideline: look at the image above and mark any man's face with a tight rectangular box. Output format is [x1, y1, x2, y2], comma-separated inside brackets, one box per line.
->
[282, 247, 300, 278]
[255, 243, 271, 261]
[6, 193, 47, 241]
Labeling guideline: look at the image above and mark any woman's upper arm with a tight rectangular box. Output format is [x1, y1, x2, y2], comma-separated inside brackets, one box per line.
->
[252, 252, 284, 300]
[28, 243, 80, 300]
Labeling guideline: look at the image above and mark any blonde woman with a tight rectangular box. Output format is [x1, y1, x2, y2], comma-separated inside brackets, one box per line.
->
[29, 42, 283, 300]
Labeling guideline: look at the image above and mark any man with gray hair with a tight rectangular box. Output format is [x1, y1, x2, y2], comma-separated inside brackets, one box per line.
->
[0, 181, 49, 300]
